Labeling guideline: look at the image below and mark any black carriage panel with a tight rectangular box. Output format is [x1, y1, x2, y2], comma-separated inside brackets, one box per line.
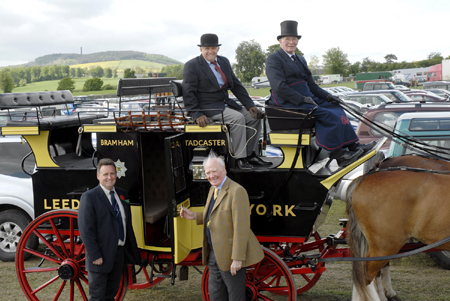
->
[232, 170, 328, 240]
[96, 131, 142, 206]
[32, 169, 97, 217]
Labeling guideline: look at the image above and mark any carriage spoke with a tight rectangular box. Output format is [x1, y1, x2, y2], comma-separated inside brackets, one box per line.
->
[49, 219, 71, 259]
[30, 275, 61, 295]
[32, 228, 65, 262]
[53, 280, 66, 300]
[75, 278, 89, 300]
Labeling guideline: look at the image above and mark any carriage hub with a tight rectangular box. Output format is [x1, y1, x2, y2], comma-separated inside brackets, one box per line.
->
[58, 259, 80, 281]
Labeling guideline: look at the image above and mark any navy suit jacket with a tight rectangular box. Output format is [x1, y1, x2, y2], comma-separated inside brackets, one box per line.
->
[266, 48, 329, 106]
[78, 185, 140, 273]
[182, 54, 255, 120]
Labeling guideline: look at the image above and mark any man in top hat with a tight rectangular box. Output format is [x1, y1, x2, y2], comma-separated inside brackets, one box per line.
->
[182, 33, 271, 170]
[265, 20, 376, 166]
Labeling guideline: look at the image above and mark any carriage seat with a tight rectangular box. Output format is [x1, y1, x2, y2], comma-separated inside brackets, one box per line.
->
[0, 90, 103, 130]
[170, 80, 183, 98]
[265, 105, 315, 132]
[145, 201, 168, 224]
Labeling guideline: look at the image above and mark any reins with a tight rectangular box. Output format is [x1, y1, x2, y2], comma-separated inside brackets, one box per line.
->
[339, 100, 450, 160]
[309, 235, 450, 265]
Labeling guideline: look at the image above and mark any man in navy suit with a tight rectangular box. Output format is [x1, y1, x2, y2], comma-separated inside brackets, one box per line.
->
[266, 21, 375, 166]
[182, 33, 271, 170]
[78, 158, 141, 301]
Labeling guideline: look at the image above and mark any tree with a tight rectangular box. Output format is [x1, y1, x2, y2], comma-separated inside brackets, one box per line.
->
[90, 66, 104, 78]
[82, 77, 103, 92]
[234, 40, 266, 82]
[384, 54, 398, 64]
[308, 55, 320, 75]
[322, 47, 350, 75]
[348, 61, 361, 76]
[0, 69, 15, 93]
[124, 68, 136, 78]
[160, 64, 183, 79]
[360, 57, 373, 73]
[57, 77, 76, 92]
[105, 68, 113, 78]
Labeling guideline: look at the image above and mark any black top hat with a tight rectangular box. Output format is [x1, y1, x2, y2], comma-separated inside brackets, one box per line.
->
[277, 20, 302, 40]
[198, 33, 222, 47]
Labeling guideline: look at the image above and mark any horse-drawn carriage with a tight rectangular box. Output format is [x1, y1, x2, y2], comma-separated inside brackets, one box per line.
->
[2, 78, 448, 301]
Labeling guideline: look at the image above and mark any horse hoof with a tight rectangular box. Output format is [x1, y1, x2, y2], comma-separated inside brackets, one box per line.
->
[387, 296, 402, 301]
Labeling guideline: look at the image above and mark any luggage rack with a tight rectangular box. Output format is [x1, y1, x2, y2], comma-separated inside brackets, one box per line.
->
[111, 109, 190, 132]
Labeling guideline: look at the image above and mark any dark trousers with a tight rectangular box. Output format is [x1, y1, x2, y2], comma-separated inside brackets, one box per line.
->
[207, 249, 247, 301]
[88, 246, 125, 301]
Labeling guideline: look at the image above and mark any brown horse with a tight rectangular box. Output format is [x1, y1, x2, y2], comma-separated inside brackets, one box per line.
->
[347, 155, 450, 301]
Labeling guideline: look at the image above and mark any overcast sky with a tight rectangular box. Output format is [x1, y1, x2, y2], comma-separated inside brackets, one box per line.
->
[1, 0, 449, 68]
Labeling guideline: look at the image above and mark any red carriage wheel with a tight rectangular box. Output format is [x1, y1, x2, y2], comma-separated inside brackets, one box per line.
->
[15, 209, 127, 301]
[201, 247, 297, 301]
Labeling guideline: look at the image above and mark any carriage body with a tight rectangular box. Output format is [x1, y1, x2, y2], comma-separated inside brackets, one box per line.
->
[1, 79, 385, 300]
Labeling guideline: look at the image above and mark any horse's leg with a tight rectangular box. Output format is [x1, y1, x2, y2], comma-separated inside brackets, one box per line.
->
[352, 280, 382, 301]
[374, 272, 388, 301]
[380, 264, 401, 301]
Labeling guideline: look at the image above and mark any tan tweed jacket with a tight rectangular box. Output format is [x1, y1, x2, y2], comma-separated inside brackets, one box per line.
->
[196, 177, 264, 271]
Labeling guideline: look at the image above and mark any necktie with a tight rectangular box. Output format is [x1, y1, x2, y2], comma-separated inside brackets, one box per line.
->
[110, 190, 124, 241]
[213, 187, 219, 200]
[291, 55, 297, 62]
[211, 61, 228, 89]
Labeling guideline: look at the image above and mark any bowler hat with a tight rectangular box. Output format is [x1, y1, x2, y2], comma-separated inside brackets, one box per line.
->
[198, 33, 222, 47]
[277, 20, 302, 40]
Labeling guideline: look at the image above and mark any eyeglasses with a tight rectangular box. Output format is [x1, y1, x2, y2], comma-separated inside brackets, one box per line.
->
[282, 37, 299, 42]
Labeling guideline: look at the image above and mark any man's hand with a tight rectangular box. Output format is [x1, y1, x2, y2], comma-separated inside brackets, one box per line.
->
[179, 206, 196, 220]
[326, 94, 341, 105]
[196, 115, 212, 127]
[230, 260, 242, 276]
[248, 107, 262, 119]
[303, 97, 317, 106]
[93, 258, 103, 266]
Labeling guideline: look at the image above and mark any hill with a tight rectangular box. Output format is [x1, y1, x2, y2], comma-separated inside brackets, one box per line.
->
[16, 51, 183, 68]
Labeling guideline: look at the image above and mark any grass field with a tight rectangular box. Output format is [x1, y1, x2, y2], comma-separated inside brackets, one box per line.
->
[70, 59, 165, 74]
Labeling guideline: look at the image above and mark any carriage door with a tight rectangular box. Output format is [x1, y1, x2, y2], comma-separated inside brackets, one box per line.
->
[165, 133, 203, 264]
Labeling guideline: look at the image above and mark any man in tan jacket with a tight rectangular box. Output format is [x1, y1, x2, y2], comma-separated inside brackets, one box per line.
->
[180, 151, 263, 300]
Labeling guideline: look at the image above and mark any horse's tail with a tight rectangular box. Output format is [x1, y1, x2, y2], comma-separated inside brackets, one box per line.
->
[346, 176, 370, 300]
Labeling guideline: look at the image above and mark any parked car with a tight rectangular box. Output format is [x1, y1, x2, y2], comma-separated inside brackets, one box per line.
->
[356, 102, 450, 152]
[388, 111, 450, 159]
[394, 85, 410, 91]
[394, 79, 411, 87]
[422, 81, 450, 91]
[403, 91, 448, 102]
[342, 93, 392, 106]
[0, 134, 37, 261]
[362, 81, 396, 91]
[422, 89, 450, 99]
[356, 90, 411, 103]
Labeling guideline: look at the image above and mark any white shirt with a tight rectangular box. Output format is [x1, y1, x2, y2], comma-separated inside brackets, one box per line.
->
[100, 184, 126, 246]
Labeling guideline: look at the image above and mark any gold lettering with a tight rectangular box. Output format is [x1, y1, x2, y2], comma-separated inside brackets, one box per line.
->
[62, 199, 70, 209]
[72, 199, 80, 210]
[44, 199, 51, 210]
[285, 205, 296, 217]
[249, 204, 255, 215]
[256, 204, 266, 215]
[273, 205, 282, 216]
[53, 199, 60, 209]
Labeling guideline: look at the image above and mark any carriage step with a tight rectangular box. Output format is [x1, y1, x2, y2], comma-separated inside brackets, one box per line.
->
[326, 235, 347, 246]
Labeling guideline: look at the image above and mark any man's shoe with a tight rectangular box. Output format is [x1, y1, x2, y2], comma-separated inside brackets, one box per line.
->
[335, 149, 363, 167]
[236, 159, 253, 170]
[356, 141, 377, 153]
[247, 155, 272, 166]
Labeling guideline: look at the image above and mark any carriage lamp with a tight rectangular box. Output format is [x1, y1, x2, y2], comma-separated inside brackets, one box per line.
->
[190, 160, 206, 180]
[189, 149, 207, 180]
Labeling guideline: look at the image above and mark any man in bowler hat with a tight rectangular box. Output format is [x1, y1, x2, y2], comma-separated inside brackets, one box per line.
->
[182, 33, 271, 170]
[266, 21, 376, 166]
